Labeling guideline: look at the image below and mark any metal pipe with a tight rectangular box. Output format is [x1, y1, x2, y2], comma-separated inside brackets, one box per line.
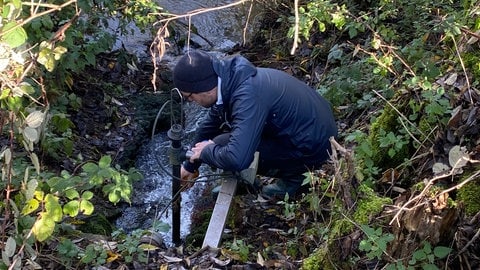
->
[167, 123, 184, 246]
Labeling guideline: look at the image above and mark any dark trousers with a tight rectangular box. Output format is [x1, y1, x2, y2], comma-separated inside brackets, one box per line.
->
[213, 133, 327, 184]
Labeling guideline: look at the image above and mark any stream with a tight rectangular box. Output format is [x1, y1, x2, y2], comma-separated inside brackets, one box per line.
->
[114, 102, 209, 246]
[114, 0, 263, 247]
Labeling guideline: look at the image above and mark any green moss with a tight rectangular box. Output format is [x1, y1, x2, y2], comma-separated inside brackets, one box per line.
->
[353, 184, 392, 225]
[77, 214, 114, 236]
[463, 52, 480, 79]
[331, 218, 354, 238]
[302, 243, 334, 270]
[457, 181, 480, 216]
[367, 103, 411, 170]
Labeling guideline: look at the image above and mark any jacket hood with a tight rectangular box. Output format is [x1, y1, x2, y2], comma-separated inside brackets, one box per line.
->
[212, 55, 257, 103]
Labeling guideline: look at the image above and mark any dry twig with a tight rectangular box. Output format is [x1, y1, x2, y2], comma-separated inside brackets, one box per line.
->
[149, 0, 252, 91]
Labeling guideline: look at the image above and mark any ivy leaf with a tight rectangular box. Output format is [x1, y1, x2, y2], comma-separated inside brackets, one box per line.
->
[1, 22, 27, 48]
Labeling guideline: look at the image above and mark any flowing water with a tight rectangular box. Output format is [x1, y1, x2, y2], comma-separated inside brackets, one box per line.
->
[115, 102, 209, 246]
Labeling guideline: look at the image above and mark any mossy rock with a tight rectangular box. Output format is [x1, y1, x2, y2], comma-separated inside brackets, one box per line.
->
[457, 180, 480, 216]
[353, 184, 392, 224]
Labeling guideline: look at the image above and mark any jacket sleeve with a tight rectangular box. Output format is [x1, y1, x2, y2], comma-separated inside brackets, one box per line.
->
[199, 85, 269, 171]
[183, 104, 226, 173]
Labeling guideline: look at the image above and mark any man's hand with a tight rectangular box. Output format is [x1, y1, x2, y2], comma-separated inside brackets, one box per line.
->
[180, 140, 213, 190]
[180, 165, 198, 189]
[188, 140, 214, 162]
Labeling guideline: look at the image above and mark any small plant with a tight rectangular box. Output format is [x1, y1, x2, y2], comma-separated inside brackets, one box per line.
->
[378, 130, 409, 158]
[385, 241, 452, 270]
[224, 239, 253, 262]
[345, 130, 380, 185]
[80, 243, 108, 266]
[359, 225, 394, 260]
[57, 238, 80, 267]
[112, 229, 148, 264]
[276, 193, 299, 220]
[407, 242, 451, 270]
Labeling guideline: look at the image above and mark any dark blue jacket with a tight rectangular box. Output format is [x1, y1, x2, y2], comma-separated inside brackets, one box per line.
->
[185, 55, 337, 172]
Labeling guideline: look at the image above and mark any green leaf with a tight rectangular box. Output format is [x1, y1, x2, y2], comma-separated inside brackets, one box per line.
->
[47, 176, 76, 193]
[108, 190, 120, 204]
[4, 237, 16, 257]
[84, 52, 96, 65]
[89, 174, 104, 185]
[433, 246, 452, 259]
[98, 155, 112, 169]
[45, 194, 63, 222]
[98, 167, 113, 178]
[413, 249, 427, 261]
[2, 22, 27, 48]
[32, 213, 56, 242]
[0, 88, 10, 99]
[34, 190, 44, 200]
[19, 82, 35, 95]
[359, 239, 372, 251]
[80, 200, 94, 215]
[21, 198, 40, 215]
[37, 44, 56, 72]
[82, 162, 99, 173]
[53, 46, 67, 60]
[63, 200, 79, 217]
[423, 242, 432, 254]
[422, 264, 439, 270]
[81, 191, 94, 200]
[65, 189, 80, 200]
[58, 239, 79, 258]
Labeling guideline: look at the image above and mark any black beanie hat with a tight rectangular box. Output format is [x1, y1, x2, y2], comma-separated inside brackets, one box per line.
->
[173, 50, 217, 93]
